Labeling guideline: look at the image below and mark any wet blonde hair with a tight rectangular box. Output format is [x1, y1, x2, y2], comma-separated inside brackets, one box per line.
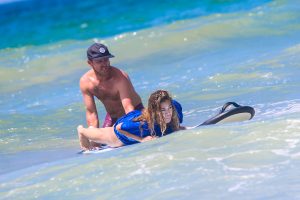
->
[135, 90, 180, 136]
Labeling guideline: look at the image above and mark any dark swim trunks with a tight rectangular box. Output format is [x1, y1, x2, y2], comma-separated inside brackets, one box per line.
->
[102, 103, 144, 128]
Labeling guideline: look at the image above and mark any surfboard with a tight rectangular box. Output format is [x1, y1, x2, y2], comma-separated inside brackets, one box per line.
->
[79, 102, 255, 154]
[78, 145, 118, 154]
[187, 102, 255, 129]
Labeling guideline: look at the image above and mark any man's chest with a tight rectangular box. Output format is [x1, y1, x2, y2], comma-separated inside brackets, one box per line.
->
[93, 82, 119, 101]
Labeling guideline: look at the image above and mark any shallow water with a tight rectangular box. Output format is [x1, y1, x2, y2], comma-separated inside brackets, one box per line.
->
[0, 0, 300, 199]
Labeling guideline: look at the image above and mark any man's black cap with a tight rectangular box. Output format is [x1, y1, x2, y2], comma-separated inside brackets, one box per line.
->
[87, 43, 114, 60]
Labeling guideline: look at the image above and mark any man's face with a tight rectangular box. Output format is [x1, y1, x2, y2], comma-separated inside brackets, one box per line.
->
[88, 57, 110, 74]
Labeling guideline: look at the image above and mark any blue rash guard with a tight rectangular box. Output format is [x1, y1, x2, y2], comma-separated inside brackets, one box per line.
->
[113, 100, 183, 145]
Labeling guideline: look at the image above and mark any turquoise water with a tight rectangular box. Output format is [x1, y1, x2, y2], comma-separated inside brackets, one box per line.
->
[1, 0, 300, 199]
[1, 0, 270, 48]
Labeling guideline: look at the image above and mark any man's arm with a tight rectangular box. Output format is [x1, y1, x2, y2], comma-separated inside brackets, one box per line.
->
[80, 78, 99, 128]
[118, 73, 136, 114]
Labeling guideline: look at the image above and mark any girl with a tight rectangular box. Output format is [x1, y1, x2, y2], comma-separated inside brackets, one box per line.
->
[77, 90, 184, 150]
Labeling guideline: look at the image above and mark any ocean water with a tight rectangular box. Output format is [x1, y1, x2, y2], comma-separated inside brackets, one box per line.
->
[0, 0, 300, 199]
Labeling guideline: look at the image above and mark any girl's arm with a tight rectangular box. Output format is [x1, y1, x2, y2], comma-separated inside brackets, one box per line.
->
[115, 123, 156, 142]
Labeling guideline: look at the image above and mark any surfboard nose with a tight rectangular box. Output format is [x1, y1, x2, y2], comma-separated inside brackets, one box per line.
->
[200, 102, 255, 126]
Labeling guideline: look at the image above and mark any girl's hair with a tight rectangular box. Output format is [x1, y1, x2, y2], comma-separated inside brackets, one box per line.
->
[135, 90, 180, 136]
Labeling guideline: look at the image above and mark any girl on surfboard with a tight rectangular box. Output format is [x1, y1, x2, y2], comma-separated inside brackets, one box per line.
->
[77, 90, 185, 151]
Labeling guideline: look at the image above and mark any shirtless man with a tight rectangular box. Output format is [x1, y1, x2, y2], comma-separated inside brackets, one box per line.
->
[80, 43, 143, 133]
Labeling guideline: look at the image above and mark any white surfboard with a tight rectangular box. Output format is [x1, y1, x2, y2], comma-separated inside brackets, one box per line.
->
[78, 102, 255, 154]
[78, 145, 118, 154]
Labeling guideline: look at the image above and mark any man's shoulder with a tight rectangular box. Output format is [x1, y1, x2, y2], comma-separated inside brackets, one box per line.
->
[111, 66, 129, 79]
[80, 70, 96, 91]
[80, 70, 94, 81]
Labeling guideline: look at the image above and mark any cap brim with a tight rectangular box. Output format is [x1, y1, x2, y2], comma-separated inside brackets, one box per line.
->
[91, 54, 114, 60]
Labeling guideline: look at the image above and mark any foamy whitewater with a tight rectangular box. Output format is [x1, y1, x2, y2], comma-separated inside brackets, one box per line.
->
[0, 0, 300, 199]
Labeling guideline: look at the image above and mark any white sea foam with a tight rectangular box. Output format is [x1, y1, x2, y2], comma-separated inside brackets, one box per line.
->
[228, 181, 247, 192]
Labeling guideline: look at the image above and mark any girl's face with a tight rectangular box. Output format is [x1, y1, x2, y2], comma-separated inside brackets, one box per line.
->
[160, 100, 173, 124]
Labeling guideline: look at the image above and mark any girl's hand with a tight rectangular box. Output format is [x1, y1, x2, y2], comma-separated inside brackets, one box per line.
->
[141, 136, 157, 142]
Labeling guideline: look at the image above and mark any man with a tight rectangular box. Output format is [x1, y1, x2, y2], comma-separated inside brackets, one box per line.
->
[80, 43, 143, 131]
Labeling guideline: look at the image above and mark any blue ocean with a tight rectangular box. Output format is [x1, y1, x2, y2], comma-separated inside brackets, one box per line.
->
[1, 0, 300, 199]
